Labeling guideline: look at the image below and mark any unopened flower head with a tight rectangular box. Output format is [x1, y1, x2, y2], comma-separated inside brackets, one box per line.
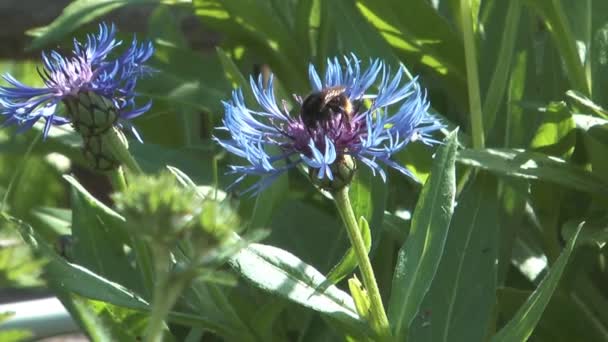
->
[215, 54, 445, 193]
[0, 23, 154, 140]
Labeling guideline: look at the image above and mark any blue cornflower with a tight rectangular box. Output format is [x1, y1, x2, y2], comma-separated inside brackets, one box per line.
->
[0, 23, 154, 140]
[215, 54, 445, 194]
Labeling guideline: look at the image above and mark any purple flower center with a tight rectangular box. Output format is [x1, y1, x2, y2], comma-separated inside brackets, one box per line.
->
[278, 88, 367, 160]
[47, 56, 95, 97]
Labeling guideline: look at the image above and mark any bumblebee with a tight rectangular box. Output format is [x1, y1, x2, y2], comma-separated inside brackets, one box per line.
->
[300, 86, 355, 128]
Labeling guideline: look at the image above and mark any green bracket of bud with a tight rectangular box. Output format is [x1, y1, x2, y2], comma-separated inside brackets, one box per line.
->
[64, 92, 119, 137]
[310, 155, 357, 191]
[103, 128, 143, 174]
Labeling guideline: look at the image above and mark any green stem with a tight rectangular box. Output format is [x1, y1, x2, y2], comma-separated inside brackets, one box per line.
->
[109, 167, 154, 298]
[460, 0, 485, 149]
[333, 187, 391, 339]
[145, 245, 189, 342]
[104, 128, 143, 174]
[109, 166, 128, 191]
[145, 247, 171, 342]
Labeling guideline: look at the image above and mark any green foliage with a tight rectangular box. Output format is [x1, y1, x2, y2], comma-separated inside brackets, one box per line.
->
[2, 0, 608, 341]
[388, 130, 458, 341]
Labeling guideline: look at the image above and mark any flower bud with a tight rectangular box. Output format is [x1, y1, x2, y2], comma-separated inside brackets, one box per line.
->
[82, 134, 120, 171]
[64, 92, 119, 138]
[112, 172, 200, 245]
[309, 155, 357, 191]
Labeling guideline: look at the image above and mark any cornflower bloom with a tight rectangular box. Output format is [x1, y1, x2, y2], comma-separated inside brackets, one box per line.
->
[0, 23, 154, 141]
[216, 54, 444, 194]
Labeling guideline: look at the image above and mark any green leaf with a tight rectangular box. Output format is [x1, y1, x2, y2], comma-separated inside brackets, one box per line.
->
[349, 167, 387, 251]
[481, 0, 522, 134]
[266, 200, 348, 274]
[0, 313, 33, 341]
[582, 123, 608, 184]
[229, 242, 372, 338]
[7, 213, 148, 309]
[561, 220, 608, 248]
[326, 216, 371, 284]
[457, 148, 608, 195]
[132, 143, 215, 185]
[529, 101, 576, 157]
[248, 146, 289, 231]
[348, 276, 371, 321]
[491, 223, 582, 341]
[567, 90, 608, 119]
[0, 330, 32, 342]
[28, 0, 186, 50]
[591, 19, 608, 106]
[216, 48, 255, 103]
[388, 130, 458, 341]
[497, 287, 608, 342]
[140, 42, 229, 114]
[329, 0, 398, 63]
[524, 0, 589, 94]
[64, 175, 140, 291]
[193, 0, 307, 91]
[9, 214, 244, 338]
[408, 173, 499, 342]
[31, 207, 71, 235]
[1, 136, 64, 226]
[356, 0, 467, 107]
[55, 293, 150, 342]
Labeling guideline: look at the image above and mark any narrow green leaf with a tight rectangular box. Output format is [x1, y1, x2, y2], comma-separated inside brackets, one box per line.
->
[408, 173, 499, 342]
[348, 276, 371, 321]
[482, 0, 522, 133]
[562, 220, 608, 248]
[349, 167, 387, 252]
[457, 148, 608, 195]
[229, 242, 372, 337]
[28, 0, 186, 50]
[388, 130, 458, 341]
[524, 0, 589, 94]
[497, 287, 608, 342]
[326, 216, 371, 284]
[591, 19, 608, 104]
[31, 207, 71, 236]
[566, 90, 608, 119]
[491, 223, 582, 341]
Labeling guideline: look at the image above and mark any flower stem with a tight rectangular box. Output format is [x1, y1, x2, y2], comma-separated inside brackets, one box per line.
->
[145, 246, 171, 342]
[103, 128, 143, 174]
[145, 245, 188, 342]
[109, 166, 154, 298]
[332, 187, 391, 339]
[109, 166, 128, 191]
